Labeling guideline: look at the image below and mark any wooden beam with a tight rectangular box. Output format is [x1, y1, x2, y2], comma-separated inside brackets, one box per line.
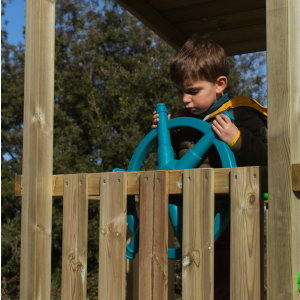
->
[20, 1, 55, 299]
[15, 169, 232, 197]
[266, 0, 300, 298]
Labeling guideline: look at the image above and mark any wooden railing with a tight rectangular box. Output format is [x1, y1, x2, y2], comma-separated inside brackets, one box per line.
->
[16, 166, 268, 299]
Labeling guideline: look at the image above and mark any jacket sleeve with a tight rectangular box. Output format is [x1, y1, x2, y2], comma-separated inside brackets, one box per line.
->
[232, 107, 267, 166]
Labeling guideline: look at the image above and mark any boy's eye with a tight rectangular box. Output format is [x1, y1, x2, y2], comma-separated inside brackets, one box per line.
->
[177, 87, 201, 95]
[185, 88, 200, 95]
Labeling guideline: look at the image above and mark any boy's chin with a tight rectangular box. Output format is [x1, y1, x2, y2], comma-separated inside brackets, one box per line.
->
[189, 108, 203, 115]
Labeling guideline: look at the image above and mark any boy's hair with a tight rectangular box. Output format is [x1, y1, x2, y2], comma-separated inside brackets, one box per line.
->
[170, 35, 229, 87]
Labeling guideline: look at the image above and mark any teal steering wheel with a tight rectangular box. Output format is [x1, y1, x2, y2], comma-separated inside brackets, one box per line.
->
[114, 103, 237, 259]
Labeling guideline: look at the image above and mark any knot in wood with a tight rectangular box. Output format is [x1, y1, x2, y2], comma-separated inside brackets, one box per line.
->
[248, 194, 256, 205]
[182, 249, 200, 268]
[68, 253, 84, 272]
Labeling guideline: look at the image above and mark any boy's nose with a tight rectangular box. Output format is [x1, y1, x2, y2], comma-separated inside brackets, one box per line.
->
[182, 93, 191, 104]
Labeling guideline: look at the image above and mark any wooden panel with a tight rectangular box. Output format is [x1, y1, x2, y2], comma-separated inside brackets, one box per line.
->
[266, 0, 300, 298]
[147, 0, 211, 11]
[161, 0, 265, 23]
[98, 173, 127, 300]
[61, 174, 88, 299]
[221, 39, 266, 56]
[202, 24, 266, 47]
[118, 0, 266, 53]
[178, 8, 265, 33]
[152, 171, 169, 300]
[115, 0, 186, 48]
[182, 169, 214, 300]
[20, 0, 55, 299]
[230, 167, 263, 300]
[15, 169, 231, 196]
[139, 171, 155, 300]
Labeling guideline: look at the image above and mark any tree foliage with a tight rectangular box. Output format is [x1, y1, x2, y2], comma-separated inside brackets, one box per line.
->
[1, 0, 266, 298]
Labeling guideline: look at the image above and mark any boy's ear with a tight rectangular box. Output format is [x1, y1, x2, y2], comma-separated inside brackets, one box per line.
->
[216, 76, 228, 94]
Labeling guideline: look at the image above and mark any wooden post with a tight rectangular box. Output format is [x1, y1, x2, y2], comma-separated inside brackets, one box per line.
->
[266, 0, 300, 298]
[182, 169, 214, 300]
[230, 167, 263, 299]
[20, 1, 55, 299]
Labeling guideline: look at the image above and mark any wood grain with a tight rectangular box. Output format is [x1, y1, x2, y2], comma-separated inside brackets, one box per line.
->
[61, 174, 88, 299]
[182, 169, 214, 300]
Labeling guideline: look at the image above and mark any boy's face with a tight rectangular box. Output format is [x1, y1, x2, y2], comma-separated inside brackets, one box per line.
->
[178, 77, 227, 115]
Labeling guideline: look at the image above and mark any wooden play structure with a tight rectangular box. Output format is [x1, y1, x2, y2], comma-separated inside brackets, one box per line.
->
[18, 0, 300, 299]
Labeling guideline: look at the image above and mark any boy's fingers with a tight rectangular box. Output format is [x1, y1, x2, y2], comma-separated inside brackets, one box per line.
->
[212, 119, 223, 131]
[212, 124, 221, 136]
[215, 114, 226, 126]
[219, 113, 231, 123]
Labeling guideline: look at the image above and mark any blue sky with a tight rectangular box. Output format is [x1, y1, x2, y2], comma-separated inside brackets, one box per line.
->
[2, 0, 107, 45]
[2, 0, 26, 45]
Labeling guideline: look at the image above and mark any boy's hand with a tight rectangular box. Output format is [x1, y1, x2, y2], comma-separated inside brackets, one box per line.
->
[151, 111, 171, 129]
[212, 114, 240, 145]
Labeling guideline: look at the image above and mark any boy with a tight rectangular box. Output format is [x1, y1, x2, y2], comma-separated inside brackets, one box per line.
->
[152, 35, 267, 299]
[152, 35, 267, 168]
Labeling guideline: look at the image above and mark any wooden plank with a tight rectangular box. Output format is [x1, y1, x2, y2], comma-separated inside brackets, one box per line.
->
[15, 169, 231, 196]
[230, 167, 263, 300]
[266, 0, 300, 298]
[98, 172, 127, 300]
[153, 171, 169, 300]
[20, 0, 55, 299]
[61, 174, 88, 299]
[139, 171, 155, 300]
[182, 169, 214, 300]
